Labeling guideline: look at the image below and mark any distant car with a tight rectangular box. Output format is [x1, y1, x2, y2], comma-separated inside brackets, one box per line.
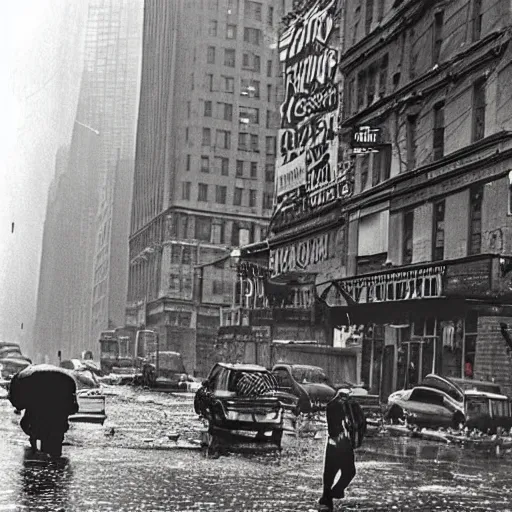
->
[194, 363, 285, 450]
[142, 351, 194, 390]
[0, 343, 31, 386]
[60, 359, 100, 389]
[385, 374, 512, 432]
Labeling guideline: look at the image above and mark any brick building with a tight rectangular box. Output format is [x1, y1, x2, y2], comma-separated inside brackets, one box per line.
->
[229, 0, 512, 398]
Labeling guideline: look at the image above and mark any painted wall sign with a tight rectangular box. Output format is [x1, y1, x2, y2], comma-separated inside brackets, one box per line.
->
[338, 266, 446, 304]
[351, 126, 383, 153]
[270, 232, 330, 277]
[275, 0, 340, 203]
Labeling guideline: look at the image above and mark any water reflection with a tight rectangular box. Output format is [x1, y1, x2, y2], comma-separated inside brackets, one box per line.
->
[18, 447, 73, 510]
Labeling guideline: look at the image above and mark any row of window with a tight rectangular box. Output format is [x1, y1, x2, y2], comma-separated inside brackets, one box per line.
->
[196, 128, 276, 154]
[185, 154, 275, 181]
[201, 101, 275, 127]
[403, 185, 483, 264]
[204, 66, 273, 96]
[205, 49, 273, 75]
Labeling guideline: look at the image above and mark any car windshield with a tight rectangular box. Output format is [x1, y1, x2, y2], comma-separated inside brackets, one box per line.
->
[466, 397, 490, 415]
[291, 366, 330, 384]
[409, 388, 444, 406]
[0, 349, 23, 359]
[150, 353, 185, 373]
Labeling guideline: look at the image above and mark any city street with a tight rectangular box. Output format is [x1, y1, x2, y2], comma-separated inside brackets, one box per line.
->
[1, 387, 512, 511]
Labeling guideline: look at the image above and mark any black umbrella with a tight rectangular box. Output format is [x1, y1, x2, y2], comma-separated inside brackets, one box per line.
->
[9, 364, 77, 413]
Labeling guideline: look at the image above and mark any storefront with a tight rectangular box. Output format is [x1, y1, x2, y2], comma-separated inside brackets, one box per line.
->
[319, 254, 512, 399]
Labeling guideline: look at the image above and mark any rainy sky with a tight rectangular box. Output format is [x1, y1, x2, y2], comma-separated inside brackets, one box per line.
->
[0, 1, 89, 349]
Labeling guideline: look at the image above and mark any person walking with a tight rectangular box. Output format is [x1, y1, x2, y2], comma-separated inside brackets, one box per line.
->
[318, 389, 366, 512]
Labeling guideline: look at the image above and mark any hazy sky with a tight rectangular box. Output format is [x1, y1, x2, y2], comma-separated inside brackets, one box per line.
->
[0, 1, 88, 350]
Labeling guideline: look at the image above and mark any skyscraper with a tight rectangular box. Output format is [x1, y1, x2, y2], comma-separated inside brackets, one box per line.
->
[127, 0, 293, 374]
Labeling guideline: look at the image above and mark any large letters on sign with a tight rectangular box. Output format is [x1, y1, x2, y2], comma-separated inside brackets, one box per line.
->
[275, 0, 340, 203]
[270, 233, 330, 277]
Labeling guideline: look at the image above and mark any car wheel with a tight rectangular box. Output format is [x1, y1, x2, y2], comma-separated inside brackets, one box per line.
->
[387, 405, 404, 424]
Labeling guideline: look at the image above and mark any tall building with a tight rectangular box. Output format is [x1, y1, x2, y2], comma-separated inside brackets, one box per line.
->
[89, 0, 143, 344]
[34, 0, 143, 363]
[127, 0, 293, 375]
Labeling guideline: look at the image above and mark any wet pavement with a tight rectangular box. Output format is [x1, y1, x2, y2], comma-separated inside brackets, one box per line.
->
[1, 386, 511, 511]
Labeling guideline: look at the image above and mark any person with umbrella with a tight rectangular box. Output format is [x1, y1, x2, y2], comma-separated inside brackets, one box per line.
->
[8, 364, 79, 457]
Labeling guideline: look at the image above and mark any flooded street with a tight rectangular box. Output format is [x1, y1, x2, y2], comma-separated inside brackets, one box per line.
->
[1, 388, 512, 511]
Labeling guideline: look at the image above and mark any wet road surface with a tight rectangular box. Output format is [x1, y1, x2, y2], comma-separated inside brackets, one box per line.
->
[1, 386, 511, 511]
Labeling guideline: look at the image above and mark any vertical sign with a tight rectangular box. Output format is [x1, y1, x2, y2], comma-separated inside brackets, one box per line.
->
[276, 0, 340, 205]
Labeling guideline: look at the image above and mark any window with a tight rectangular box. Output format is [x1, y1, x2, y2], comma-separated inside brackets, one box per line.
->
[238, 133, 248, 151]
[216, 185, 227, 204]
[267, 59, 272, 77]
[377, 0, 384, 21]
[207, 46, 216, 64]
[249, 189, 257, 207]
[231, 221, 240, 246]
[263, 192, 273, 210]
[222, 75, 234, 93]
[469, 185, 483, 255]
[182, 181, 191, 200]
[195, 216, 212, 242]
[204, 100, 212, 117]
[250, 134, 259, 152]
[244, 27, 262, 45]
[372, 152, 381, 187]
[357, 70, 366, 110]
[433, 102, 445, 160]
[265, 136, 275, 155]
[239, 106, 259, 124]
[208, 20, 218, 36]
[379, 55, 388, 98]
[472, 0, 482, 41]
[198, 183, 208, 202]
[226, 24, 237, 39]
[206, 73, 214, 92]
[216, 130, 231, 149]
[240, 79, 260, 98]
[245, 0, 262, 20]
[360, 154, 369, 190]
[224, 48, 236, 67]
[250, 162, 257, 179]
[186, 154, 191, 171]
[243, 53, 260, 72]
[432, 11, 444, 65]
[218, 102, 233, 121]
[202, 127, 211, 146]
[432, 200, 445, 261]
[267, 84, 272, 102]
[236, 160, 244, 177]
[265, 164, 274, 183]
[216, 156, 229, 176]
[187, 101, 191, 118]
[367, 65, 376, 105]
[473, 79, 486, 142]
[201, 156, 209, 172]
[234, 187, 243, 206]
[365, 0, 374, 34]
[403, 211, 414, 264]
[406, 115, 417, 170]
[346, 78, 355, 116]
[185, 127, 189, 142]
[268, 5, 274, 25]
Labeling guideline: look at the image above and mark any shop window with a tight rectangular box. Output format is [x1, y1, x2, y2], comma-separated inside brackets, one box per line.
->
[432, 200, 445, 261]
[468, 185, 483, 255]
[403, 210, 414, 264]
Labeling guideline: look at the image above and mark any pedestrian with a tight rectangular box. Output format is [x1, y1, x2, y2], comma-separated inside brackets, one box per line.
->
[318, 390, 366, 512]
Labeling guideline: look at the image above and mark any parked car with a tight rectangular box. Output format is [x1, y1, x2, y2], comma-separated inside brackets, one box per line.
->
[142, 351, 198, 390]
[0, 343, 31, 387]
[271, 363, 373, 414]
[385, 374, 512, 432]
[59, 359, 107, 424]
[194, 363, 285, 450]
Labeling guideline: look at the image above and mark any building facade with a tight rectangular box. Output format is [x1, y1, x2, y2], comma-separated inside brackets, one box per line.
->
[226, 0, 512, 399]
[127, 0, 295, 376]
